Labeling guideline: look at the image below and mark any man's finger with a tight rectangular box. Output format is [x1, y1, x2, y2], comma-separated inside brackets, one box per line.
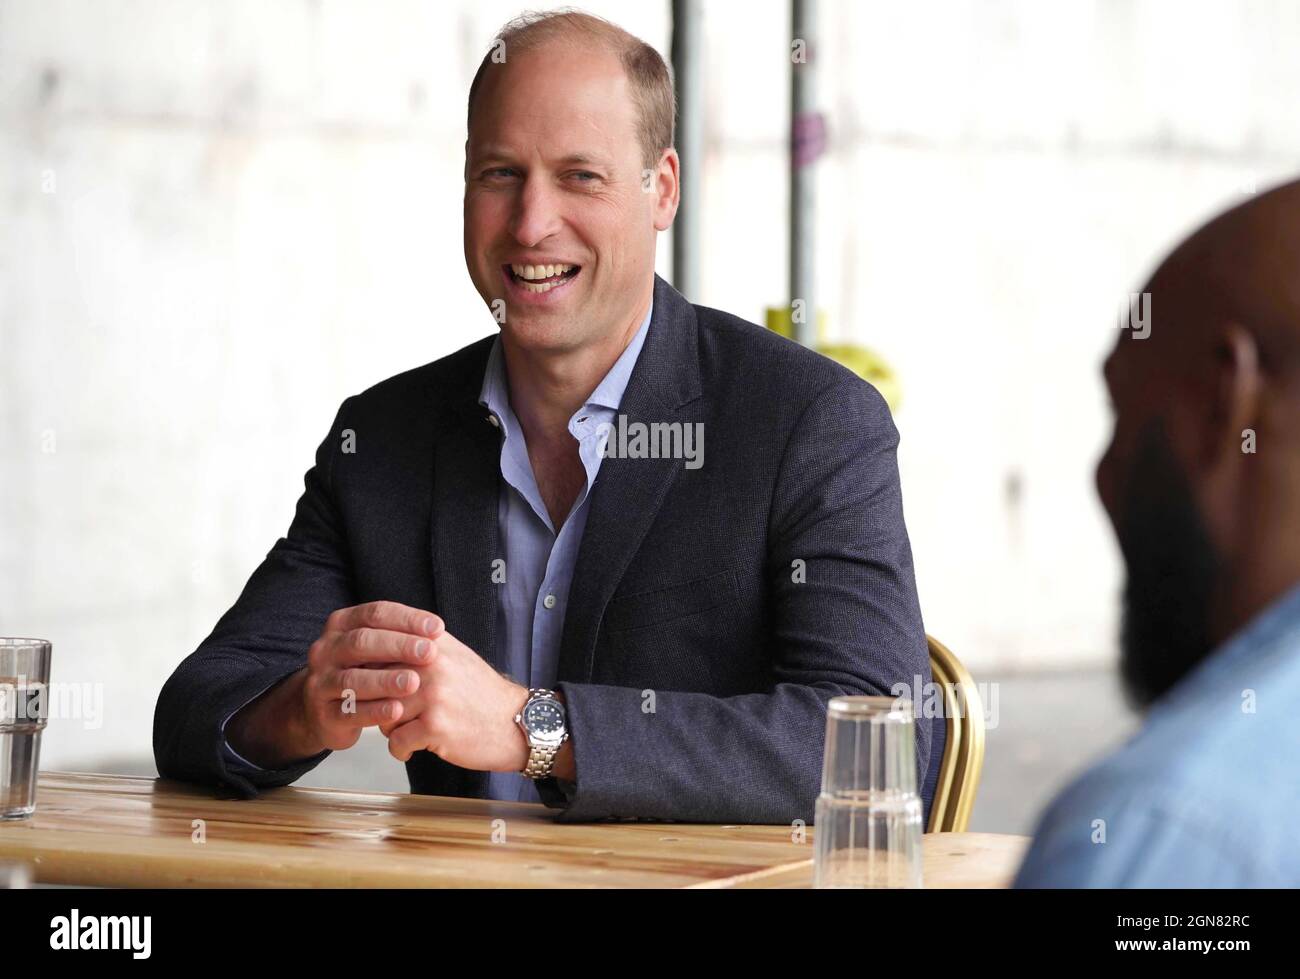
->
[321, 696, 404, 731]
[329, 665, 421, 702]
[326, 627, 436, 667]
[386, 717, 430, 762]
[325, 601, 444, 640]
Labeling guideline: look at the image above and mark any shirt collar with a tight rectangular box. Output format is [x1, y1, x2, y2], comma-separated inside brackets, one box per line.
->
[1153, 577, 1300, 715]
[478, 297, 654, 426]
[1209, 578, 1300, 668]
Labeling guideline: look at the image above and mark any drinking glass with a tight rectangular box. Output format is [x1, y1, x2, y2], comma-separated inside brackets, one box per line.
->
[814, 695, 923, 888]
[1, 639, 52, 819]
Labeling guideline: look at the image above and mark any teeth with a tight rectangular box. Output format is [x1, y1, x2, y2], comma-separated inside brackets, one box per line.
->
[511, 262, 574, 281]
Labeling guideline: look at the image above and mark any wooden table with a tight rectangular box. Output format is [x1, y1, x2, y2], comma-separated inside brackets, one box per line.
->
[0, 773, 1028, 888]
[697, 832, 1030, 888]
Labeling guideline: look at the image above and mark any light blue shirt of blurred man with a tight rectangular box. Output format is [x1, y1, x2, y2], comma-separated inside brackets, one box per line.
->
[1015, 582, 1300, 887]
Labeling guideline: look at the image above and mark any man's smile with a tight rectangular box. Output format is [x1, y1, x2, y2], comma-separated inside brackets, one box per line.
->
[501, 261, 582, 300]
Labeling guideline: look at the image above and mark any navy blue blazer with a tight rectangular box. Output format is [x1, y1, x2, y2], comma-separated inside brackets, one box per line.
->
[154, 273, 938, 823]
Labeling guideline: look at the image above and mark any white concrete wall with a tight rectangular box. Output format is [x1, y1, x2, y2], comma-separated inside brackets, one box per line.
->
[1, 0, 1297, 770]
[697, 0, 1300, 671]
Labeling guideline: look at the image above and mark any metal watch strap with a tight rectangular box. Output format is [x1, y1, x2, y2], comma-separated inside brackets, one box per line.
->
[520, 688, 564, 779]
[522, 742, 560, 779]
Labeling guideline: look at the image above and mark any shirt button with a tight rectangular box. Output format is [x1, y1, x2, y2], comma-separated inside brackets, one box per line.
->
[543, 594, 557, 610]
[486, 414, 500, 428]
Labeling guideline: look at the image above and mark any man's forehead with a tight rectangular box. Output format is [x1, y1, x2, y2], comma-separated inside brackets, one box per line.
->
[470, 64, 635, 156]
[467, 108, 633, 168]
[468, 142, 612, 166]
[1103, 316, 1154, 393]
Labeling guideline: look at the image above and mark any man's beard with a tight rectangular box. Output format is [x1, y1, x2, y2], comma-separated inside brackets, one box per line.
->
[1115, 419, 1222, 710]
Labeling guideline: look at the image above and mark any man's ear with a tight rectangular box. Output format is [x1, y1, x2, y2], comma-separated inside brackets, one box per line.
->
[1211, 322, 1262, 455]
[463, 139, 470, 183]
[1194, 321, 1262, 488]
[1175, 322, 1262, 567]
[652, 148, 681, 232]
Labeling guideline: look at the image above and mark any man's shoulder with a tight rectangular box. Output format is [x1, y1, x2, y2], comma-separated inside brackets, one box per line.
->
[1015, 689, 1300, 887]
[690, 300, 853, 382]
[1019, 575, 1300, 887]
[339, 335, 496, 418]
[688, 300, 890, 418]
[1016, 762, 1290, 887]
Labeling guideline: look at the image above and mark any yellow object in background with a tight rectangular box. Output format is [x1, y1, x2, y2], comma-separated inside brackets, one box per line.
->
[764, 306, 902, 413]
[764, 305, 828, 343]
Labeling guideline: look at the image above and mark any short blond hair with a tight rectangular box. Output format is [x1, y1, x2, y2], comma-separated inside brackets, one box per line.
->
[466, 9, 676, 170]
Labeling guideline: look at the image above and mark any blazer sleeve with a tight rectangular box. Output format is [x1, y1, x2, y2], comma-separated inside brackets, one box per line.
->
[152, 398, 358, 798]
[538, 376, 931, 823]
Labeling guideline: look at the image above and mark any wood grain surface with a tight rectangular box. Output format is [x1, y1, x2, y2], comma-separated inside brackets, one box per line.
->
[0, 773, 1027, 888]
[692, 832, 1030, 888]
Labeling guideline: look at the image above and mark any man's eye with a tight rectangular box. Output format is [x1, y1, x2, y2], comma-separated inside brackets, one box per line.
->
[483, 168, 517, 179]
[570, 171, 598, 182]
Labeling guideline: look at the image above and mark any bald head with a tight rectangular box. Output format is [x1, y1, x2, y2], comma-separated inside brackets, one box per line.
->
[1142, 179, 1300, 383]
[1097, 176, 1300, 706]
[466, 11, 675, 170]
[1101, 179, 1300, 491]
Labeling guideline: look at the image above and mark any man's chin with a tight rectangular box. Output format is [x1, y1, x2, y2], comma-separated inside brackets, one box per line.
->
[1118, 592, 1164, 710]
[1112, 419, 1220, 710]
[498, 319, 582, 355]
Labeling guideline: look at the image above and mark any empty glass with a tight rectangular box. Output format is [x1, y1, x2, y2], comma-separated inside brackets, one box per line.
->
[814, 695, 923, 888]
[1, 639, 52, 819]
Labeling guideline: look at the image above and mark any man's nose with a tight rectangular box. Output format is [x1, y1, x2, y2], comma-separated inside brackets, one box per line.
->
[509, 175, 562, 246]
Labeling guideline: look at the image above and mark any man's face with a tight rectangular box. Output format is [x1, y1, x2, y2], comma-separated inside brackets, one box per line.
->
[463, 43, 666, 354]
[1097, 317, 1222, 709]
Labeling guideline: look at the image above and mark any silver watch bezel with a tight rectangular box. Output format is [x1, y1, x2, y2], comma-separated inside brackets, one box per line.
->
[515, 689, 568, 748]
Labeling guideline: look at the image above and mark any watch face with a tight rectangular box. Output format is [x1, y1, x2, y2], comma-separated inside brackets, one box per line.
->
[524, 698, 565, 738]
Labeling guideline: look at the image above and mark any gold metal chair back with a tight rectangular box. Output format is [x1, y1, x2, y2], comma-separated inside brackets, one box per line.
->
[925, 635, 986, 833]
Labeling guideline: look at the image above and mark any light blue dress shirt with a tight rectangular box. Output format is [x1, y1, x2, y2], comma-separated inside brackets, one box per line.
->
[219, 300, 654, 804]
[479, 299, 653, 802]
[1014, 580, 1300, 887]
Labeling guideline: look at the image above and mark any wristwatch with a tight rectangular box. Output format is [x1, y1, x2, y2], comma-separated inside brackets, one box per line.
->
[515, 688, 569, 779]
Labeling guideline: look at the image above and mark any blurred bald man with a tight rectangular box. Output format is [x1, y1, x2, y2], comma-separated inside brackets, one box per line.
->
[1016, 180, 1300, 887]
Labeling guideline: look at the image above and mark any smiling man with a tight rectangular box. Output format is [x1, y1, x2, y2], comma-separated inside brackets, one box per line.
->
[153, 10, 934, 823]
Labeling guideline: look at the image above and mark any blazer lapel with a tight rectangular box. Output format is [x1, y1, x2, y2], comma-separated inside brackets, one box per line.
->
[429, 340, 502, 668]
[557, 274, 705, 683]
